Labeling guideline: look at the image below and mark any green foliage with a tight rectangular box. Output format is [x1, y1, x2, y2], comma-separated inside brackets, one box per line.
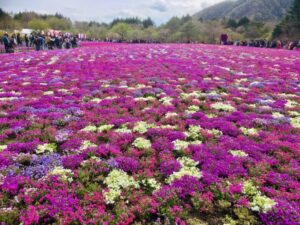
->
[272, 25, 283, 38]
[142, 17, 155, 28]
[28, 18, 49, 30]
[0, 208, 20, 224]
[238, 17, 250, 27]
[227, 19, 238, 28]
[273, 0, 300, 38]
[111, 22, 132, 40]
[47, 17, 72, 30]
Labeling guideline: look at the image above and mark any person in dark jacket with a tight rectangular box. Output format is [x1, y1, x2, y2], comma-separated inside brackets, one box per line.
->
[3, 33, 9, 52]
[35, 35, 43, 51]
[17, 33, 22, 46]
[25, 34, 29, 47]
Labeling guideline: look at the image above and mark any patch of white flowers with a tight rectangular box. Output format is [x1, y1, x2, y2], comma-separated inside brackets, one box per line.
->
[207, 129, 223, 137]
[180, 91, 201, 100]
[173, 140, 189, 151]
[240, 127, 259, 136]
[132, 137, 152, 149]
[141, 178, 161, 191]
[186, 105, 200, 114]
[211, 102, 236, 112]
[81, 125, 98, 132]
[290, 117, 300, 129]
[0, 145, 7, 152]
[242, 180, 276, 213]
[186, 125, 202, 140]
[90, 98, 101, 103]
[160, 96, 173, 106]
[272, 112, 285, 119]
[48, 166, 73, 183]
[104, 169, 139, 204]
[230, 150, 248, 157]
[135, 96, 156, 101]
[43, 91, 54, 95]
[98, 124, 114, 132]
[167, 157, 202, 183]
[35, 143, 57, 154]
[133, 121, 156, 134]
[115, 125, 132, 134]
[80, 140, 97, 151]
[165, 112, 178, 118]
[285, 100, 298, 108]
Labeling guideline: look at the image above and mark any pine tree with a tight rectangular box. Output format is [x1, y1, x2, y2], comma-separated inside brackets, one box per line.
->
[288, 0, 300, 26]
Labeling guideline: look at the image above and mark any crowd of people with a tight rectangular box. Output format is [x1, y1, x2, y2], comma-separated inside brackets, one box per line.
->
[231, 39, 300, 50]
[2, 31, 300, 53]
[1, 32, 79, 53]
[220, 34, 300, 50]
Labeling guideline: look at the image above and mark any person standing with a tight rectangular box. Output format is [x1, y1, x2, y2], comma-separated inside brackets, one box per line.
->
[3, 33, 10, 53]
[35, 35, 43, 51]
[17, 33, 22, 46]
[25, 34, 29, 47]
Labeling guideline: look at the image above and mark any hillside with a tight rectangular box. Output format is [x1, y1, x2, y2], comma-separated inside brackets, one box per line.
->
[194, 0, 293, 21]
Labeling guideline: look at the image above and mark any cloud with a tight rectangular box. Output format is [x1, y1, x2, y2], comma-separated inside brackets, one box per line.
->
[150, 1, 168, 12]
[0, 0, 225, 24]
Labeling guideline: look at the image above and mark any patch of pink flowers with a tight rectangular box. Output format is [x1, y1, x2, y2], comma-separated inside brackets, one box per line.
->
[0, 43, 299, 224]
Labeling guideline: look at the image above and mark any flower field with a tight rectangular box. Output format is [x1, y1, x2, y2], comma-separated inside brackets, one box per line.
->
[0, 43, 299, 225]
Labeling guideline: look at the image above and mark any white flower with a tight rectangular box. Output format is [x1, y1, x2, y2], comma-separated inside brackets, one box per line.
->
[133, 121, 156, 134]
[142, 178, 161, 191]
[272, 112, 285, 119]
[90, 98, 101, 103]
[207, 129, 223, 137]
[132, 137, 151, 149]
[165, 112, 178, 118]
[186, 105, 200, 114]
[80, 140, 97, 150]
[285, 100, 298, 108]
[187, 126, 202, 140]
[43, 91, 54, 95]
[167, 157, 202, 183]
[0, 145, 7, 152]
[211, 102, 236, 112]
[48, 166, 73, 182]
[290, 117, 300, 128]
[173, 140, 189, 151]
[242, 180, 259, 196]
[230, 150, 248, 157]
[240, 127, 258, 136]
[115, 127, 132, 133]
[250, 194, 276, 213]
[81, 125, 98, 132]
[35, 143, 57, 154]
[104, 169, 139, 204]
[160, 97, 173, 106]
[242, 180, 276, 213]
[98, 124, 114, 132]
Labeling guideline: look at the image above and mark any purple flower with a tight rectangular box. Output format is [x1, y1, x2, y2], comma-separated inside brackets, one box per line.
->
[160, 160, 181, 176]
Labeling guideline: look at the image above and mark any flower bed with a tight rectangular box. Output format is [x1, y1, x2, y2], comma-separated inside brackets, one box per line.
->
[0, 43, 299, 225]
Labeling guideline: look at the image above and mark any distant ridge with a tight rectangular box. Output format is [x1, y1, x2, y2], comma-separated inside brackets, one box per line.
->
[194, 0, 293, 21]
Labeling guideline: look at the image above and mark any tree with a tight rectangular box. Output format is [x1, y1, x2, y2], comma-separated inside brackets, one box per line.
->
[142, 18, 154, 28]
[238, 17, 250, 27]
[28, 19, 49, 30]
[181, 21, 198, 43]
[272, 0, 300, 38]
[227, 19, 238, 28]
[47, 17, 72, 30]
[111, 23, 132, 40]
[288, 0, 300, 26]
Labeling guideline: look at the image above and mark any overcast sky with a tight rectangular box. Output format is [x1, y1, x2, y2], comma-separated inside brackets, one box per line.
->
[0, 0, 225, 24]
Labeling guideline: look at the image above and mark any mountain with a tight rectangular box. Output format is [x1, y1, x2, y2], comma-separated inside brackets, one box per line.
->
[194, 0, 293, 22]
